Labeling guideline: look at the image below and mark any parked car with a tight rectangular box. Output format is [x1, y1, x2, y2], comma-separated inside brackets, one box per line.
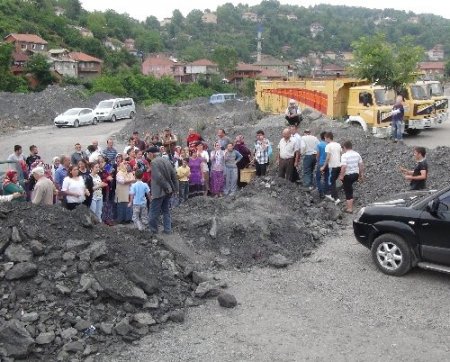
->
[94, 98, 135, 122]
[353, 186, 450, 276]
[54, 108, 96, 128]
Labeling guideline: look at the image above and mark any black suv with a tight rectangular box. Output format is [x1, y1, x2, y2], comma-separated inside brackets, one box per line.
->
[353, 186, 450, 276]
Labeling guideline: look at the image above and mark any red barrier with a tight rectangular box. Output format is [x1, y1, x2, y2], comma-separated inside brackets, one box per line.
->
[264, 88, 328, 114]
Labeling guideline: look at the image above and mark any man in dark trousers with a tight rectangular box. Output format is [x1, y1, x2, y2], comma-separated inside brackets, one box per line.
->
[400, 146, 428, 190]
[147, 146, 179, 234]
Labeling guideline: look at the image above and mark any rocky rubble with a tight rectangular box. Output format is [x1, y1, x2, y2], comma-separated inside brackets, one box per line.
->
[0, 203, 229, 361]
[0, 86, 114, 133]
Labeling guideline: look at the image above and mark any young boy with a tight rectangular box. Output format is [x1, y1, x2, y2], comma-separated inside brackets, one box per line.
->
[177, 158, 190, 204]
[128, 170, 151, 231]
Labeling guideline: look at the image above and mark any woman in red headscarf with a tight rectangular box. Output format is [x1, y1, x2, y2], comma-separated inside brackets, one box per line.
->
[2, 170, 26, 202]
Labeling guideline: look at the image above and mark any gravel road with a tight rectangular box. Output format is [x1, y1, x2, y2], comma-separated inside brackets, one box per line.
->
[0, 121, 127, 162]
[109, 225, 450, 362]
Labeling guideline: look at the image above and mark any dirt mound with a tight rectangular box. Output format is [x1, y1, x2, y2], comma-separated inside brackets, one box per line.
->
[0, 203, 200, 360]
[173, 176, 343, 268]
[0, 86, 115, 134]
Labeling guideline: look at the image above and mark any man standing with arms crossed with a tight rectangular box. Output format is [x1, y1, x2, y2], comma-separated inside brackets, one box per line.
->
[277, 128, 299, 182]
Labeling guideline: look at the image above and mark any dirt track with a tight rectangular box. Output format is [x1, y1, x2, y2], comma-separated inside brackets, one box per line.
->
[109, 226, 450, 362]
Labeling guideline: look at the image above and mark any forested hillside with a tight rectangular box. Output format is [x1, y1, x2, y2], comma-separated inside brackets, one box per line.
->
[1, 0, 450, 67]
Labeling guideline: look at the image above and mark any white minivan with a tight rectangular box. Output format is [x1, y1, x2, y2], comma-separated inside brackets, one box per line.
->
[94, 98, 136, 122]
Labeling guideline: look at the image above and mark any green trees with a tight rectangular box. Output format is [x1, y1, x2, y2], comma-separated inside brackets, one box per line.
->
[212, 46, 238, 78]
[25, 53, 53, 90]
[0, 44, 28, 92]
[350, 33, 424, 91]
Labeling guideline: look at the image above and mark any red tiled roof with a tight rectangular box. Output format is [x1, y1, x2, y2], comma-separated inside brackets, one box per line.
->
[190, 59, 217, 66]
[5, 33, 48, 44]
[235, 62, 261, 72]
[419, 61, 445, 70]
[142, 57, 174, 66]
[69, 52, 103, 63]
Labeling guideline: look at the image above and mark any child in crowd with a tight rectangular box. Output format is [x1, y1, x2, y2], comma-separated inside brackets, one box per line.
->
[177, 158, 191, 204]
[128, 170, 150, 231]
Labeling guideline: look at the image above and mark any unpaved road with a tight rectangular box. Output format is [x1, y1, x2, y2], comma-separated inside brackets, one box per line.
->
[0, 121, 127, 162]
[109, 226, 450, 362]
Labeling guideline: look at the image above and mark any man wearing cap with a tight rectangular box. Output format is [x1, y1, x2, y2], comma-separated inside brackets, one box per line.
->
[31, 167, 55, 205]
[285, 99, 302, 126]
[146, 146, 178, 234]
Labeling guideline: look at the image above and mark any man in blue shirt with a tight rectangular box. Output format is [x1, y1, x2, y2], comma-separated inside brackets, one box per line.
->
[315, 131, 329, 199]
[392, 95, 405, 143]
[129, 170, 150, 231]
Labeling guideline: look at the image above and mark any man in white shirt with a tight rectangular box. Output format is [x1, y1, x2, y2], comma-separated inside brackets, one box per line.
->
[338, 140, 364, 213]
[277, 128, 299, 181]
[289, 125, 303, 182]
[320, 131, 342, 204]
[301, 129, 319, 189]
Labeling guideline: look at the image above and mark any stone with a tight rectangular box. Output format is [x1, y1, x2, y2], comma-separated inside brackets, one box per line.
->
[29, 240, 45, 256]
[64, 239, 91, 252]
[114, 318, 131, 336]
[268, 254, 292, 268]
[168, 310, 185, 323]
[36, 331, 55, 345]
[62, 252, 76, 261]
[126, 270, 159, 295]
[21, 312, 39, 323]
[77, 261, 90, 273]
[60, 327, 77, 340]
[5, 262, 38, 280]
[95, 268, 147, 305]
[192, 271, 210, 285]
[209, 217, 217, 239]
[78, 241, 107, 262]
[143, 296, 160, 310]
[194, 280, 227, 298]
[133, 313, 156, 326]
[218, 293, 238, 308]
[5, 244, 33, 262]
[2, 262, 14, 272]
[55, 284, 71, 295]
[11, 227, 22, 243]
[123, 302, 135, 313]
[0, 228, 11, 254]
[99, 323, 113, 335]
[219, 247, 231, 256]
[74, 319, 92, 332]
[63, 340, 85, 353]
[0, 319, 34, 358]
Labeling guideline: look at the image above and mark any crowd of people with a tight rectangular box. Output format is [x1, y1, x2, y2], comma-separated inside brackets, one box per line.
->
[1, 119, 428, 228]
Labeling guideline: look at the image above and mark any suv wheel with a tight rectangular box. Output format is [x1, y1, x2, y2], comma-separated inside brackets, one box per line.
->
[371, 234, 412, 276]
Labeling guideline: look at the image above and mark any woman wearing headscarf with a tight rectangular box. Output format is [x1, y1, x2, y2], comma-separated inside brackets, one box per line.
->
[2, 170, 26, 202]
[98, 155, 115, 225]
[78, 159, 93, 208]
[234, 135, 252, 187]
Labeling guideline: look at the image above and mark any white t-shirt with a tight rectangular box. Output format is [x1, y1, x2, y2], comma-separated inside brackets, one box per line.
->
[88, 151, 101, 163]
[325, 141, 342, 168]
[341, 150, 363, 175]
[62, 176, 86, 203]
[301, 135, 319, 155]
[290, 133, 303, 152]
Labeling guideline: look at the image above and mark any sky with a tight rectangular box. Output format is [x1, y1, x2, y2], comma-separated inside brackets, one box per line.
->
[80, 0, 450, 21]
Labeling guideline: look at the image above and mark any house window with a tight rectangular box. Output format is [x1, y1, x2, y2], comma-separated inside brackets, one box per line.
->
[32, 44, 36, 50]
[21, 44, 27, 50]
[41, 45, 44, 50]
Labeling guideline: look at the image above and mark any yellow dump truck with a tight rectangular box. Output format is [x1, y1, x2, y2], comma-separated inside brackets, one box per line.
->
[399, 83, 435, 133]
[415, 80, 448, 125]
[255, 78, 426, 137]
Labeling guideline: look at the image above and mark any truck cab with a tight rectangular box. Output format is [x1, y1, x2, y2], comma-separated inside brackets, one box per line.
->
[415, 80, 448, 125]
[346, 86, 395, 138]
[400, 84, 434, 133]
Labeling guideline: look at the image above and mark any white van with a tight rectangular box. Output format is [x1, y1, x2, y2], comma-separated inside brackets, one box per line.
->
[209, 93, 237, 104]
[94, 98, 136, 122]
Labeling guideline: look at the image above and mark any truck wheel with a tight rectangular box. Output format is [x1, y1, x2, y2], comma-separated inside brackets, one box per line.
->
[371, 234, 412, 276]
[405, 128, 421, 136]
